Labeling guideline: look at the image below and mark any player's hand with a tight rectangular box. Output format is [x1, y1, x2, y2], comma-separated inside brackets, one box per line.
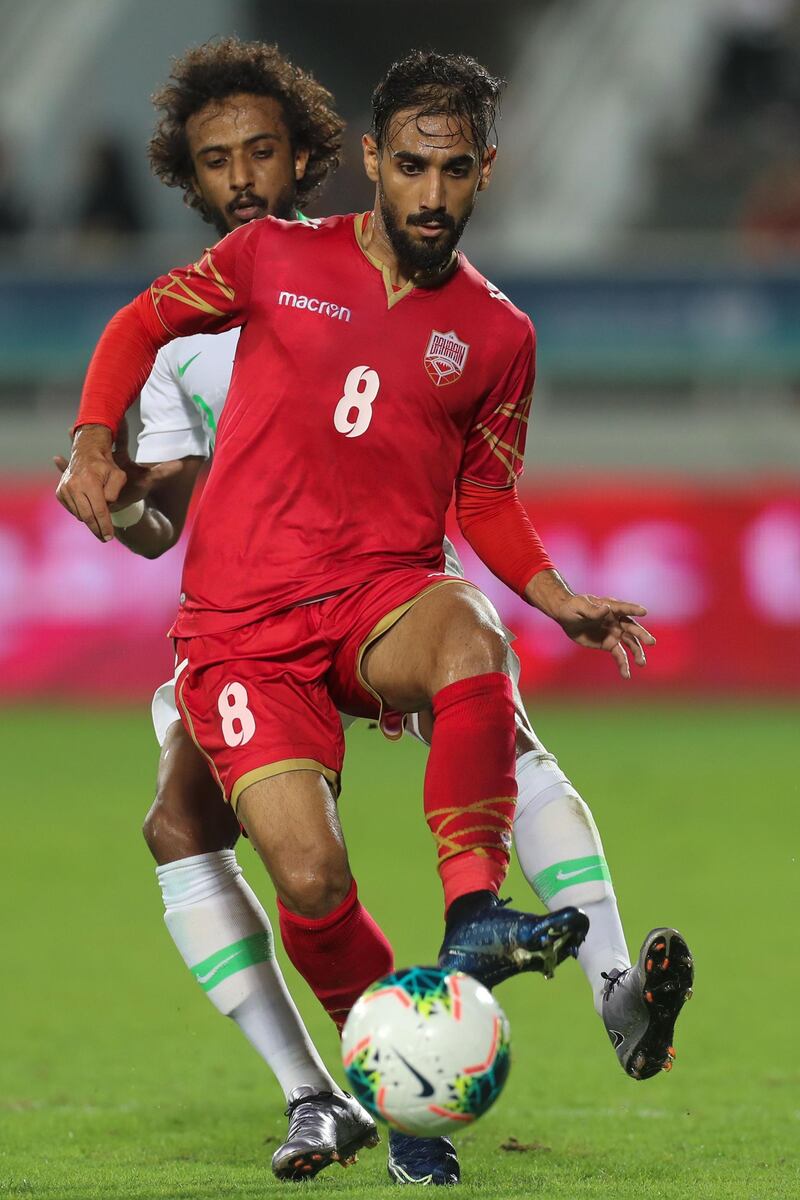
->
[55, 425, 127, 542]
[551, 594, 655, 680]
[54, 417, 183, 522]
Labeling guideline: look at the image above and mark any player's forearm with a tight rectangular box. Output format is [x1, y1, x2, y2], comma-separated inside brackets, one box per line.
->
[522, 568, 575, 618]
[114, 502, 179, 559]
[74, 294, 172, 436]
[455, 479, 555, 596]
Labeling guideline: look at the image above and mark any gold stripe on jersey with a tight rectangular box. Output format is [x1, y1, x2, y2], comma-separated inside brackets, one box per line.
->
[475, 428, 516, 482]
[194, 249, 235, 300]
[495, 401, 530, 422]
[151, 273, 229, 320]
[474, 389, 532, 483]
[230, 760, 341, 811]
[151, 249, 236, 321]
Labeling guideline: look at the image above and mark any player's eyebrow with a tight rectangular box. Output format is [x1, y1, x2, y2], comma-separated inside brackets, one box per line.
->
[391, 150, 477, 170]
[197, 132, 283, 156]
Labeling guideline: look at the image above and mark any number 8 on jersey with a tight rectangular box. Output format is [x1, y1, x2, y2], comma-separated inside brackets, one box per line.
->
[333, 366, 379, 438]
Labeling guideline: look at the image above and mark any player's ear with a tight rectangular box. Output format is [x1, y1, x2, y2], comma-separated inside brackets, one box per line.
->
[477, 146, 496, 192]
[363, 134, 380, 184]
[294, 145, 310, 181]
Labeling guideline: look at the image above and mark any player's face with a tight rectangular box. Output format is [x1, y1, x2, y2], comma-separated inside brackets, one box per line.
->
[363, 109, 495, 273]
[186, 93, 310, 237]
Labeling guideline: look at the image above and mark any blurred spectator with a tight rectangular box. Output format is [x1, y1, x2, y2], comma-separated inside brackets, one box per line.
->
[739, 154, 800, 260]
[0, 135, 28, 237]
[712, 0, 795, 116]
[75, 135, 144, 237]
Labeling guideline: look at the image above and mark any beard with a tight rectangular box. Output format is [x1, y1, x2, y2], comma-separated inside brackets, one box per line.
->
[378, 182, 471, 276]
[200, 181, 296, 237]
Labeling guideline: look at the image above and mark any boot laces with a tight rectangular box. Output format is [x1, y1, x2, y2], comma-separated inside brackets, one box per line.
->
[284, 1089, 334, 1118]
[601, 968, 627, 996]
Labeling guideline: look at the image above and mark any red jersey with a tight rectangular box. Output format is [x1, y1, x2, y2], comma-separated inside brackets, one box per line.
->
[146, 213, 535, 636]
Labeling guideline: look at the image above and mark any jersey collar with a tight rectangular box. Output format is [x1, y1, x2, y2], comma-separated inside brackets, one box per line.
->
[353, 212, 457, 310]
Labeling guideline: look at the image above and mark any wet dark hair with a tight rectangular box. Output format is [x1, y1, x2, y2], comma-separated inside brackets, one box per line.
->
[149, 36, 343, 216]
[371, 49, 504, 157]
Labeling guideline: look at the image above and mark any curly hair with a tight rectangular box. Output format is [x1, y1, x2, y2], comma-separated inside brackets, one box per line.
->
[149, 37, 343, 216]
[372, 50, 504, 159]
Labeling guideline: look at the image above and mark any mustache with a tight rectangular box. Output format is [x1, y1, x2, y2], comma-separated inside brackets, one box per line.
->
[405, 210, 456, 231]
[226, 191, 268, 215]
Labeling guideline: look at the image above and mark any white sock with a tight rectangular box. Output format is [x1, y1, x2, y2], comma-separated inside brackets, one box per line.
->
[513, 750, 631, 1014]
[156, 850, 339, 1099]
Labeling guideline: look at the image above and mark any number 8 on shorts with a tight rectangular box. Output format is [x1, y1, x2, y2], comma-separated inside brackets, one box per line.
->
[218, 681, 256, 747]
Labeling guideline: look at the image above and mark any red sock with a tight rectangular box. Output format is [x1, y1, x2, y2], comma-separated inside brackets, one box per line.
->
[278, 880, 394, 1030]
[425, 672, 517, 913]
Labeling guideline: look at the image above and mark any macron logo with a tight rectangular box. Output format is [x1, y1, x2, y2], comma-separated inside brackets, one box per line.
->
[278, 290, 351, 322]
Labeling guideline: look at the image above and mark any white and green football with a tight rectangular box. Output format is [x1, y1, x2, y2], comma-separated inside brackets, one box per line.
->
[341, 966, 511, 1138]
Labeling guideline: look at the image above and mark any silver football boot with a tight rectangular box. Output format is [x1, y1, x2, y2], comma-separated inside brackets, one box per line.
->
[271, 1086, 380, 1181]
[602, 927, 694, 1080]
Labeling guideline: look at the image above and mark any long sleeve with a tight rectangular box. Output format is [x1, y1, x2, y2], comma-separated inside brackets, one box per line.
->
[455, 479, 554, 596]
[74, 220, 261, 436]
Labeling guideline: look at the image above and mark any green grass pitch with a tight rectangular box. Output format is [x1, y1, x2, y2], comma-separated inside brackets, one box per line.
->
[1, 701, 798, 1199]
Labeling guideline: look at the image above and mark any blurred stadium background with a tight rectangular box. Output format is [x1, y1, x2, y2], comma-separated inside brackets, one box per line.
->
[1, 4, 798, 1197]
[1, 0, 799, 700]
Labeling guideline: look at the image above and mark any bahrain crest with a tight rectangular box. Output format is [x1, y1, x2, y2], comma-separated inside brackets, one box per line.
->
[424, 329, 470, 386]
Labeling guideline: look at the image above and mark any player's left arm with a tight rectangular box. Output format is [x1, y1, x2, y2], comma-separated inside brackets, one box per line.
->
[456, 322, 654, 679]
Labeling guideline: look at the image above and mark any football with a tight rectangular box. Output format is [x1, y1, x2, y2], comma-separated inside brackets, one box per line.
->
[341, 966, 511, 1137]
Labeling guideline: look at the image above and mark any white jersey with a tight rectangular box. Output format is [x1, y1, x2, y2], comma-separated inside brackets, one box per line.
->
[136, 329, 240, 463]
[136, 327, 503, 746]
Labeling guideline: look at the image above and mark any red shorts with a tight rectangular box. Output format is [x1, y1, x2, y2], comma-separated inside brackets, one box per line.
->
[175, 568, 463, 810]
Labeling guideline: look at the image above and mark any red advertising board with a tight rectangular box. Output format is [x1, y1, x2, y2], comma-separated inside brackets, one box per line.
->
[1, 476, 798, 701]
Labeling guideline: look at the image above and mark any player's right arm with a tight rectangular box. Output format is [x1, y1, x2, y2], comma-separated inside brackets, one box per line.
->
[54, 415, 200, 559]
[56, 221, 259, 541]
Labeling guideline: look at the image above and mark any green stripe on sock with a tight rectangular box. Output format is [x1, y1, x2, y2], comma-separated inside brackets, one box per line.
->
[191, 931, 274, 992]
[532, 855, 611, 904]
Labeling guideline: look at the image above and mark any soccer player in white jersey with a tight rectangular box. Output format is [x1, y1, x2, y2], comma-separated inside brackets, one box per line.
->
[57, 39, 693, 1187]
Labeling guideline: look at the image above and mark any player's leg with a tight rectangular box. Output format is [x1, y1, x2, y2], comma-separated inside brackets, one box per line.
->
[238, 761, 458, 1189]
[358, 580, 588, 986]
[235, 768, 393, 1031]
[413, 681, 693, 1079]
[408, 696, 629, 999]
[143, 717, 240, 861]
[176, 623, 387, 1178]
[506, 671, 631, 1012]
[234, 768, 387, 1176]
[416, 542, 693, 1078]
[510, 673, 694, 1079]
[142, 718, 341, 1106]
[414, 693, 631, 1002]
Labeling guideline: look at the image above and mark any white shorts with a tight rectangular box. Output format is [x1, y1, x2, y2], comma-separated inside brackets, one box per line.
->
[150, 536, 518, 747]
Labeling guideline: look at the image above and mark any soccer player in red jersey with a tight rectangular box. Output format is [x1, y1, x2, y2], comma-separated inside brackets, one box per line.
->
[59, 49, 693, 1183]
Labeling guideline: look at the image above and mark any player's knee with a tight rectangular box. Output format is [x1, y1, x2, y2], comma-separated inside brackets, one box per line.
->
[434, 617, 509, 691]
[142, 789, 190, 863]
[278, 859, 353, 918]
[142, 780, 237, 864]
[141, 799, 162, 858]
